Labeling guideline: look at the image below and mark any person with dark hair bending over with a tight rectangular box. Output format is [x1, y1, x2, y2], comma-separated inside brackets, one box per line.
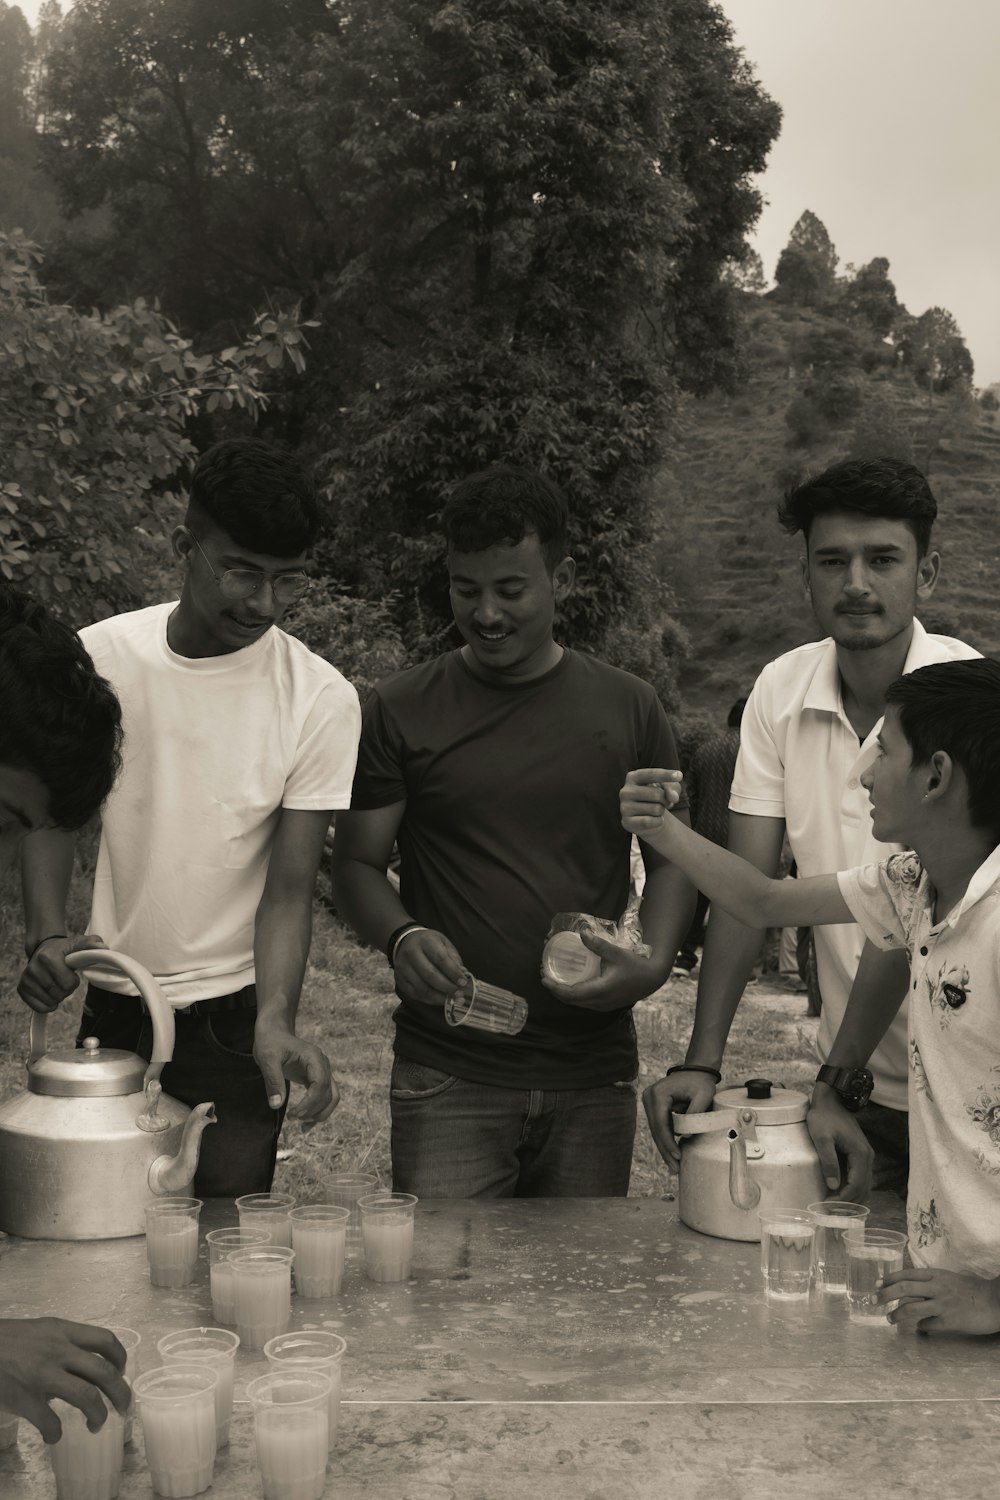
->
[17, 439, 361, 1196]
[0, 585, 132, 1441]
[643, 458, 978, 1198]
[332, 465, 695, 1198]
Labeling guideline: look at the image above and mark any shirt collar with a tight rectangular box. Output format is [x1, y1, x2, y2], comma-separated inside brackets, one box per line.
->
[937, 842, 1000, 930]
[801, 619, 934, 717]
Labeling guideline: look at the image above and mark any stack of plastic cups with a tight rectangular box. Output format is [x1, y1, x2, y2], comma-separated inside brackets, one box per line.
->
[48, 1398, 125, 1500]
[263, 1331, 347, 1451]
[247, 1369, 331, 1500]
[205, 1227, 271, 1324]
[157, 1328, 241, 1450]
[133, 1365, 218, 1498]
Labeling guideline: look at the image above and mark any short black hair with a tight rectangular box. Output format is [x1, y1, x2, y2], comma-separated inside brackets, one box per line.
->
[440, 465, 569, 571]
[186, 438, 320, 557]
[885, 658, 1000, 843]
[727, 697, 747, 728]
[778, 457, 937, 558]
[0, 587, 123, 829]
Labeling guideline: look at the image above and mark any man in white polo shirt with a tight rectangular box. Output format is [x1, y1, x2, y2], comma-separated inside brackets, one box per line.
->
[643, 457, 978, 1194]
[18, 439, 361, 1197]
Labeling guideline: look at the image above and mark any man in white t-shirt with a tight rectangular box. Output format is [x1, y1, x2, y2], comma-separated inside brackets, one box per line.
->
[642, 457, 978, 1195]
[18, 439, 361, 1196]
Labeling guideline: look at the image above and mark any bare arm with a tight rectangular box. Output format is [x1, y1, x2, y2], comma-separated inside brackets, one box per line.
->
[807, 940, 910, 1197]
[253, 808, 338, 1123]
[18, 829, 105, 1014]
[331, 804, 465, 1002]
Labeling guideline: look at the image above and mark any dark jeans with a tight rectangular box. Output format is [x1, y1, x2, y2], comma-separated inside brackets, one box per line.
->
[78, 985, 285, 1198]
[389, 1059, 638, 1198]
[855, 1099, 909, 1198]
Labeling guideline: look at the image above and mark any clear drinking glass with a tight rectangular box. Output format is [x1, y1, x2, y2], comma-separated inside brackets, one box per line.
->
[48, 1398, 124, 1500]
[444, 974, 528, 1035]
[264, 1331, 347, 1452]
[807, 1200, 871, 1294]
[133, 1365, 218, 1499]
[846, 1226, 907, 1325]
[235, 1192, 296, 1250]
[358, 1192, 418, 1283]
[758, 1210, 815, 1301]
[289, 1204, 351, 1297]
[324, 1172, 377, 1258]
[205, 1227, 272, 1323]
[247, 1370, 331, 1500]
[157, 1328, 241, 1449]
[145, 1197, 203, 1288]
[228, 1245, 296, 1350]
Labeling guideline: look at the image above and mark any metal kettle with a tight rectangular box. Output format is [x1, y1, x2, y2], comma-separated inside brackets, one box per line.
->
[673, 1078, 826, 1242]
[0, 949, 215, 1240]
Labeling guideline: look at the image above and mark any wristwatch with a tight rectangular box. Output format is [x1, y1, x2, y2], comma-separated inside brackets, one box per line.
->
[815, 1064, 874, 1113]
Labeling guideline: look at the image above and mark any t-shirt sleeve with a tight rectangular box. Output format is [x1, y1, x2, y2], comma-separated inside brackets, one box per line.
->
[728, 664, 785, 818]
[836, 855, 916, 951]
[282, 677, 362, 811]
[346, 687, 408, 810]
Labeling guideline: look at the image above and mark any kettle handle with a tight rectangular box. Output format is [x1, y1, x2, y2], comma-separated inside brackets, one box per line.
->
[29, 950, 176, 1085]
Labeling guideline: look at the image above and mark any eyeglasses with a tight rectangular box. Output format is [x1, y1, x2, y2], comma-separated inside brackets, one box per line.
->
[190, 535, 310, 605]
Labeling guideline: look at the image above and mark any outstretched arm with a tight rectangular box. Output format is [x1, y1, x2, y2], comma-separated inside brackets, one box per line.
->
[621, 770, 853, 930]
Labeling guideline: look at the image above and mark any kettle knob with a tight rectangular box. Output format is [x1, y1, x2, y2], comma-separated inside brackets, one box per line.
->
[745, 1078, 773, 1099]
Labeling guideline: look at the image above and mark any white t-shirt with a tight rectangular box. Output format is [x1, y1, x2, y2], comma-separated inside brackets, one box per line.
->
[840, 849, 1000, 1278]
[729, 621, 979, 1110]
[79, 602, 361, 1004]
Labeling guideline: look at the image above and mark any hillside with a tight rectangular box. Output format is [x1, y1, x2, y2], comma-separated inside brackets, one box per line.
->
[654, 297, 1000, 716]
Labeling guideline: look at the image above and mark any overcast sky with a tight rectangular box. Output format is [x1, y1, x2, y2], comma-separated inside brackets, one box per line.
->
[720, 0, 1000, 386]
[15, 0, 1000, 384]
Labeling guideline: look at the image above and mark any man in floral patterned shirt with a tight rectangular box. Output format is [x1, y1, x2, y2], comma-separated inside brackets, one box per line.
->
[620, 656, 1000, 1336]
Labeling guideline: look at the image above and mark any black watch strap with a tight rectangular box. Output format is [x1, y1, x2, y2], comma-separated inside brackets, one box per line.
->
[816, 1064, 874, 1113]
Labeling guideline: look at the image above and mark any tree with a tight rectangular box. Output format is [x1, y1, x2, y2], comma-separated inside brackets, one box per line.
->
[894, 306, 974, 394]
[721, 249, 766, 294]
[774, 210, 838, 307]
[37, 0, 781, 661]
[838, 256, 899, 337]
[0, 230, 314, 620]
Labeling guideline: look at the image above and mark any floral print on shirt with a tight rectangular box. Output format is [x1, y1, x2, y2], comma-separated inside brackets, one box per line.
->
[927, 962, 971, 1030]
[911, 1197, 945, 1249]
[909, 1038, 933, 1101]
[967, 1083, 1000, 1173]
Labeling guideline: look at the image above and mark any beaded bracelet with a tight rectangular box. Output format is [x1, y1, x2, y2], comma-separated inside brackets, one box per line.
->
[664, 1062, 722, 1083]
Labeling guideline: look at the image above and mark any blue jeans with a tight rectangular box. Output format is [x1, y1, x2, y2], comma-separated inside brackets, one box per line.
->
[389, 1059, 637, 1198]
[78, 985, 285, 1199]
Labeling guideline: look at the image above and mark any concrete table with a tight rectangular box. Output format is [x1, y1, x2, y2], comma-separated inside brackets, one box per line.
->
[3, 1195, 999, 1499]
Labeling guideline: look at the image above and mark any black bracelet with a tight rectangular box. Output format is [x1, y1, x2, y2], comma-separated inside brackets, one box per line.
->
[386, 921, 422, 968]
[26, 933, 67, 961]
[665, 1063, 722, 1083]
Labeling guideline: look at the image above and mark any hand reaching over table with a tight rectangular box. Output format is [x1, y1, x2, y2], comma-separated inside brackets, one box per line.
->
[0, 1317, 129, 1443]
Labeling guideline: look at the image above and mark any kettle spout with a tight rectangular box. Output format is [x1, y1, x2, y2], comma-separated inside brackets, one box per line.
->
[148, 1102, 216, 1196]
[727, 1126, 761, 1212]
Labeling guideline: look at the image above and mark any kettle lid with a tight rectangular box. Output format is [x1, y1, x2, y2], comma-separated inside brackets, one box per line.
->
[28, 1036, 147, 1098]
[714, 1078, 809, 1125]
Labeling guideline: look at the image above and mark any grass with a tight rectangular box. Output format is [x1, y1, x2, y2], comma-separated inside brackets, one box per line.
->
[0, 850, 817, 1203]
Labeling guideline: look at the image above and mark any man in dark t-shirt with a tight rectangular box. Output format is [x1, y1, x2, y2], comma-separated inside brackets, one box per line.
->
[332, 465, 695, 1197]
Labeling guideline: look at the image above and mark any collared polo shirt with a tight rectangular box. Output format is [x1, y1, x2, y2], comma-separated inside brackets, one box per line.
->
[730, 621, 979, 1110]
[839, 848, 1000, 1277]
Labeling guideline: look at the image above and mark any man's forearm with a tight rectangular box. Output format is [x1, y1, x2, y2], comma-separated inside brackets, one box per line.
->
[686, 907, 766, 1069]
[637, 862, 697, 985]
[253, 896, 312, 1030]
[824, 942, 910, 1070]
[331, 858, 414, 957]
[20, 830, 77, 953]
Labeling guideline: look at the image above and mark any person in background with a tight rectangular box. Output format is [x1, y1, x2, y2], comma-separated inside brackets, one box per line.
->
[0, 585, 131, 1442]
[643, 458, 979, 1196]
[17, 439, 361, 1197]
[672, 697, 746, 975]
[332, 464, 695, 1198]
